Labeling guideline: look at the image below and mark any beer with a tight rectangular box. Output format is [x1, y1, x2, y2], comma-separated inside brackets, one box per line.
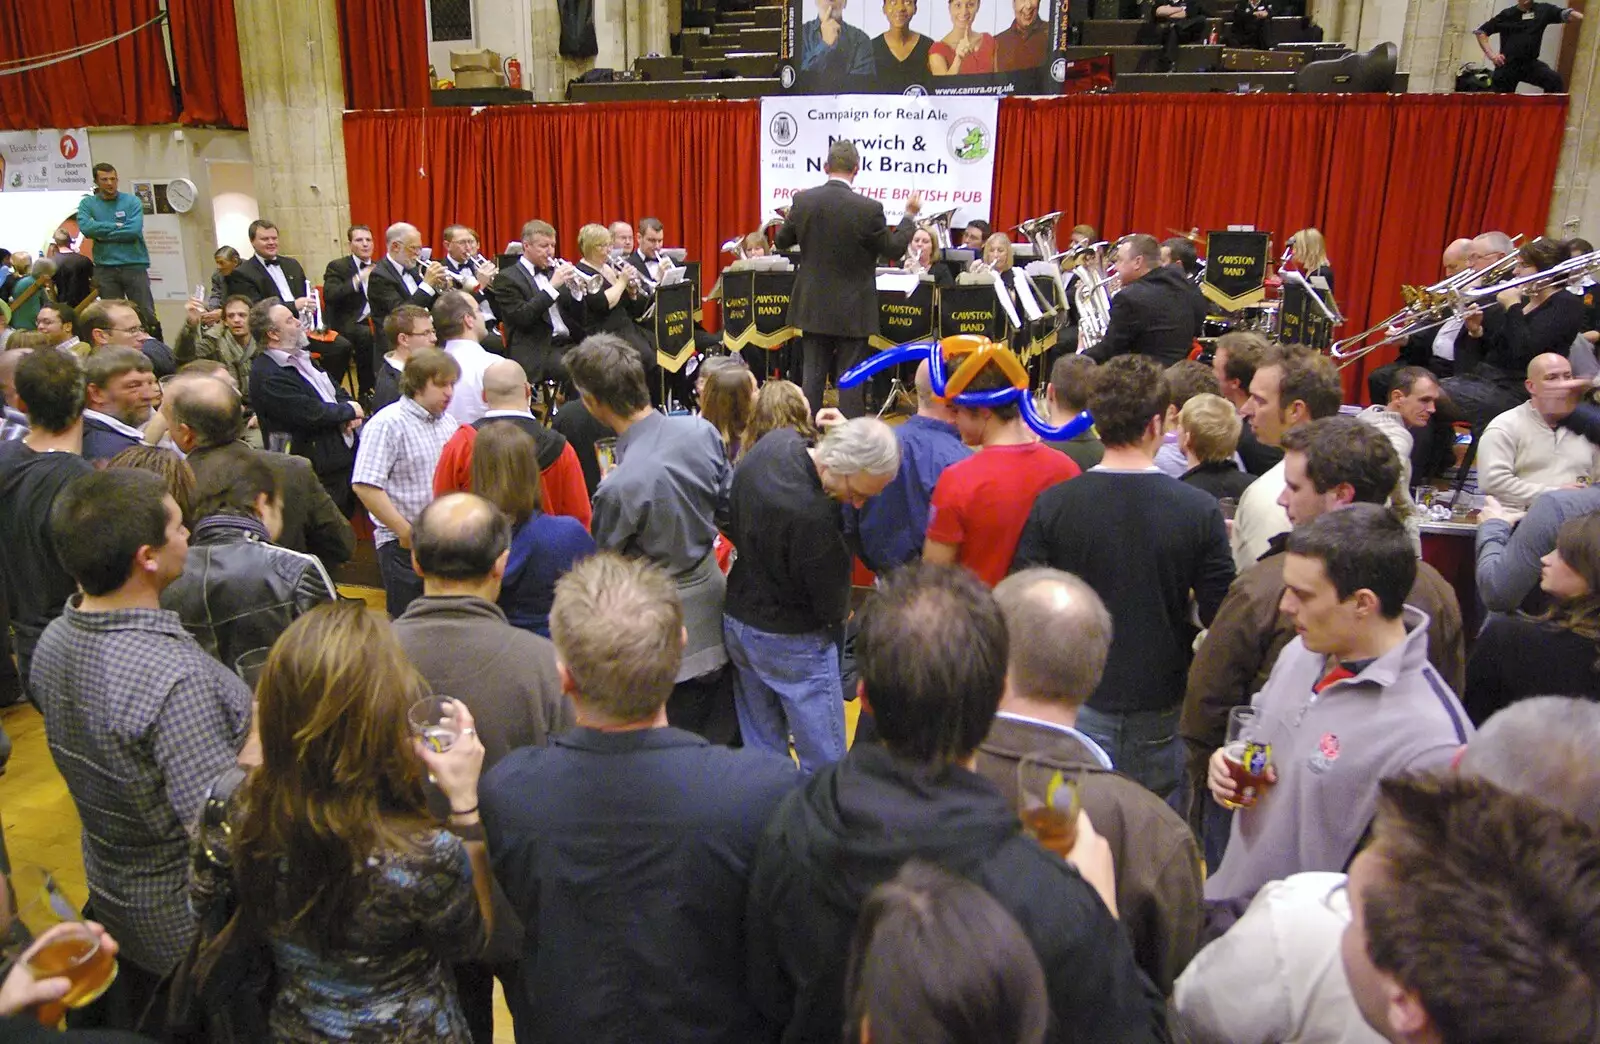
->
[25, 926, 118, 1010]
[1222, 740, 1272, 810]
[1020, 804, 1077, 858]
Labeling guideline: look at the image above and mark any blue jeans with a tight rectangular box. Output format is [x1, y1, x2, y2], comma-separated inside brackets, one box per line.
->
[377, 539, 424, 618]
[724, 615, 846, 774]
[1076, 704, 1185, 806]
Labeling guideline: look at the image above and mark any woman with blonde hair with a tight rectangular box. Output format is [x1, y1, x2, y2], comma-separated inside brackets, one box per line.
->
[471, 421, 595, 637]
[195, 601, 492, 1042]
[1283, 228, 1333, 295]
[743, 379, 818, 453]
[556, 223, 654, 379]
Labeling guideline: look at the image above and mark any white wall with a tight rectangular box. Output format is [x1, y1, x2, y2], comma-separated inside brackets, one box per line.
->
[0, 192, 83, 260]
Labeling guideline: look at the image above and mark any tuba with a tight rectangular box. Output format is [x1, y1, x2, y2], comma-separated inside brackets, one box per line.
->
[1014, 212, 1062, 262]
[921, 208, 960, 250]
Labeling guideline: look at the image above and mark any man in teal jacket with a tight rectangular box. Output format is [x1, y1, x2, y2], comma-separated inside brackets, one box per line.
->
[75, 163, 153, 314]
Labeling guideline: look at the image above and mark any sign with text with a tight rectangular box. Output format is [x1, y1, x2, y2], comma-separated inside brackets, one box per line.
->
[1202, 230, 1270, 311]
[655, 281, 698, 372]
[938, 283, 1004, 342]
[761, 95, 998, 227]
[873, 278, 937, 350]
[721, 269, 802, 351]
[0, 129, 93, 192]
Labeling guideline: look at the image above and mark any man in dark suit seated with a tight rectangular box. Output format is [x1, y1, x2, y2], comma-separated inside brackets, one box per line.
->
[322, 224, 379, 402]
[776, 140, 921, 418]
[439, 224, 505, 358]
[368, 222, 451, 358]
[246, 297, 365, 515]
[1089, 233, 1206, 368]
[1366, 237, 1476, 403]
[486, 219, 581, 391]
[230, 218, 354, 391]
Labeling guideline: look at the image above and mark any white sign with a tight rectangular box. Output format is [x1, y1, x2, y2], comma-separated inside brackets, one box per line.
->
[131, 181, 191, 303]
[760, 95, 998, 226]
[0, 129, 93, 193]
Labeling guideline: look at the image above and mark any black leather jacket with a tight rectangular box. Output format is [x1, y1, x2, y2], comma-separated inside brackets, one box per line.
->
[160, 515, 337, 671]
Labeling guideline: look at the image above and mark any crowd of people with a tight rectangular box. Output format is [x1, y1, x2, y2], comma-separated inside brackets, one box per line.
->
[2, 141, 1600, 1043]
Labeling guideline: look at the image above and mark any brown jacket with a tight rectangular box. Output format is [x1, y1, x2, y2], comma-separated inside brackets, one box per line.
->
[976, 714, 1204, 993]
[1180, 540, 1466, 794]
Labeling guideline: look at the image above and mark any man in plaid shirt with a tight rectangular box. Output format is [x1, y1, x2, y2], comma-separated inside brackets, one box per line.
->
[0, 346, 28, 442]
[31, 468, 252, 1031]
[353, 348, 462, 616]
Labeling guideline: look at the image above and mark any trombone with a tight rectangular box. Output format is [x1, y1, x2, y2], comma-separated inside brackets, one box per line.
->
[1459, 247, 1600, 307]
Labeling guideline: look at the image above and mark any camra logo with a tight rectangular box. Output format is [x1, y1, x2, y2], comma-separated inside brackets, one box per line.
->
[946, 117, 990, 164]
[1050, 57, 1066, 82]
[780, 65, 796, 89]
[902, 84, 928, 96]
[769, 109, 798, 146]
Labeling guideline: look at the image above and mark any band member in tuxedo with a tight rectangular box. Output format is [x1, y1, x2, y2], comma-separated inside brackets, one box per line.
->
[1160, 235, 1203, 283]
[486, 219, 580, 389]
[624, 217, 668, 289]
[777, 140, 920, 418]
[1089, 233, 1206, 366]
[440, 224, 504, 356]
[227, 219, 311, 308]
[368, 222, 450, 352]
[902, 226, 956, 287]
[558, 224, 656, 383]
[322, 224, 378, 400]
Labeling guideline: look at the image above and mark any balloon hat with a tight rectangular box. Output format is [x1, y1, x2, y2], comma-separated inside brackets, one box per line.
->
[838, 335, 1094, 441]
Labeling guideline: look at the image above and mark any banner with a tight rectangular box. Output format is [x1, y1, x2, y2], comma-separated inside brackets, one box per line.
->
[0, 129, 93, 193]
[873, 278, 937, 350]
[654, 282, 698, 372]
[761, 95, 997, 226]
[1201, 231, 1270, 312]
[776, 0, 1063, 95]
[938, 283, 1005, 341]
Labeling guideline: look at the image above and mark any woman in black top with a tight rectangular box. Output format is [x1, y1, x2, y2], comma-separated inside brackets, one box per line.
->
[1459, 237, 1588, 381]
[871, 0, 934, 89]
[1466, 513, 1600, 724]
[902, 226, 955, 287]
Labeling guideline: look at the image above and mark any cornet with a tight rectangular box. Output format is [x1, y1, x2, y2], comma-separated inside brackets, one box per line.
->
[557, 258, 607, 295]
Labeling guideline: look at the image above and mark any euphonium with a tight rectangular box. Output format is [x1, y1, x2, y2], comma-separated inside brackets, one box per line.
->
[921, 208, 960, 250]
[1014, 212, 1063, 263]
[1071, 242, 1117, 353]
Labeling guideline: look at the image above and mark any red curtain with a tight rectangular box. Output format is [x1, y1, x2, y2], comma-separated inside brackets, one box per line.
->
[344, 94, 1564, 385]
[336, 0, 430, 111]
[0, 0, 175, 130]
[167, 0, 246, 128]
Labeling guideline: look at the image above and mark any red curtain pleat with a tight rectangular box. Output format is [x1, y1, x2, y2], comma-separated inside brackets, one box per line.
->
[0, 0, 175, 130]
[336, 0, 430, 111]
[166, 0, 247, 128]
[345, 95, 1564, 382]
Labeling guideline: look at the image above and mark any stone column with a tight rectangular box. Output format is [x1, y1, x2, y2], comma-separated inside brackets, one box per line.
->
[1548, 6, 1600, 237]
[1400, 0, 1479, 93]
[232, 0, 351, 274]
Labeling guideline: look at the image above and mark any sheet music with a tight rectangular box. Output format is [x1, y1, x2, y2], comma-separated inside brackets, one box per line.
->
[875, 270, 920, 296]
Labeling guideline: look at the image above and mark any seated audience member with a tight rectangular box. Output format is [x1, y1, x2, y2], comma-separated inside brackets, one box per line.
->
[1475, 485, 1600, 613]
[194, 602, 492, 1042]
[1205, 505, 1472, 902]
[1477, 353, 1600, 509]
[1344, 775, 1600, 1044]
[1357, 365, 1440, 498]
[432, 358, 591, 529]
[168, 373, 355, 571]
[81, 347, 157, 463]
[1013, 355, 1234, 801]
[1233, 344, 1344, 569]
[746, 564, 1168, 1044]
[1041, 353, 1104, 470]
[1211, 331, 1283, 476]
[923, 352, 1081, 586]
[1155, 359, 1222, 476]
[160, 443, 335, 670]
[34, 301, 78, 351]
[842, 360, 969, 576]
[845, 861, 1049, 1044]
[106, 445, 194, 527]
[1176, 695, 1600, 1044]
[975, 568, 1202, 992]
[699, 362, 757, 461]
[176, 294, 255, 402]
[725, 417, 900, 772]
[742, 379, 818, 452]
[35, 469, 252, 1030]
[470, 423, 596, 637]
[482, 553, 797, 1044]
[373, 304, 436, 414]
[1466, 512, 1600, 723]
[1178, 392, 1253, 502]
[1183, 417, 1464, 868]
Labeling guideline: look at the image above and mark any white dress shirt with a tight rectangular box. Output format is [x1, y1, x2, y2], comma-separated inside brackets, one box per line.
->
[442, 337, 495, 425]
[261, 257, 293, 302]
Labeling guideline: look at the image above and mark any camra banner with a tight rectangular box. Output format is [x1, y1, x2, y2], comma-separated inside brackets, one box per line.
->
[777, 0, 1066, 94]
[761, 95, 998, 226]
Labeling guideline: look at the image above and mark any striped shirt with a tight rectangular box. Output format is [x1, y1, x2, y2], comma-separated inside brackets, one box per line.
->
[0, 406, 27, 442]
[352, 395, 460, 548]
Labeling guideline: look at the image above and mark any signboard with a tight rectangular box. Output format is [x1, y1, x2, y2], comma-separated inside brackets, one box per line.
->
[1201, 230, 1270, 312]
[777, 0, 1064, 95]
[132, 181, 190, 303]
[761, 95, 998, 226]
[938, 283, 1004, 341]
[873, 278, 937, 350]
[0, 129, 93, 192]
[654, 281, 698, 372]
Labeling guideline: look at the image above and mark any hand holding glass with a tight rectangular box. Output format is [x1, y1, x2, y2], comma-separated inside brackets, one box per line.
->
[1219, 706, 1273, 810]
[1017, 754, 1083, 859]
[2, 867, 118, 1025]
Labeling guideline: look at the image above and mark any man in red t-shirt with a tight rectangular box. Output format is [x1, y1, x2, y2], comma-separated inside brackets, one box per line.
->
[923, 364, 1080, 585]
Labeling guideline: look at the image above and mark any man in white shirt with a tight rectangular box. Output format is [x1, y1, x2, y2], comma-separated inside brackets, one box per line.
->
[433, 290, 496, 426]
[1477, 352, 1600, 509]
[1231, 345, 1343, 570]
[1366, 238, 1475, 403]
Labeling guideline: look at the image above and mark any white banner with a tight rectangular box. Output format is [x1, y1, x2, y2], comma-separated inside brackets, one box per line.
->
[760, 95, 998, 227]
[131, 182, 191, 303]
[0, 129, 93, 193]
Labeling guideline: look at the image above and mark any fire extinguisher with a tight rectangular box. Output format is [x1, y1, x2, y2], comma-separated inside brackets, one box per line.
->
[505, 57, 523, 89]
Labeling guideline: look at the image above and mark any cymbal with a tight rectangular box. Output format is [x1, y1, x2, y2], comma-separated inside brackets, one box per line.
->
[1167, 227, 1207, 248]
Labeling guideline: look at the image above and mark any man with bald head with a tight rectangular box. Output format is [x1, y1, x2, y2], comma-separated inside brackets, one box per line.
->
[369, 221, 450, 350]
[1476, 352, 1600, 509]
[609, 222, 634, 256]
[1368, 238, 1476, 403]
[432, 357, 592, 528]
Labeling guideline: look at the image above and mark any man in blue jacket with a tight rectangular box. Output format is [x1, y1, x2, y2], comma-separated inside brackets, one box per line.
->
[75, 164, 153, 314]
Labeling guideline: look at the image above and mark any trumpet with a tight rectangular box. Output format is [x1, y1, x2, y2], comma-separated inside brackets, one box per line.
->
[557, 258, 607, 295]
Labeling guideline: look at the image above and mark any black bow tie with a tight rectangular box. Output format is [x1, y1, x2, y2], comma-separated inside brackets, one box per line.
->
[262, 258, 279, 268]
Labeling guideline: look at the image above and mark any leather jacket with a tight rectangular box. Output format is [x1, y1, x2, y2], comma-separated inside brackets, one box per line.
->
[160, 514, 337, 670]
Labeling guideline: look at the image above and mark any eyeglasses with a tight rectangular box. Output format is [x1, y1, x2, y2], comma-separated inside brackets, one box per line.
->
[111, 325, 145, 334]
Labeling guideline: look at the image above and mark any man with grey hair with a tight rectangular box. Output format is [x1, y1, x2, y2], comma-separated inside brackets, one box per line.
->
[975, 567, 1203, 993]
[481, 551, 796, 1043]
[368, 220, 450, 350]
[724, 415, 899, 771]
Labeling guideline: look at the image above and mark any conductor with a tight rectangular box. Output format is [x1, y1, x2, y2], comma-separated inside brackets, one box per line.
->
[777, 140, 921, 418]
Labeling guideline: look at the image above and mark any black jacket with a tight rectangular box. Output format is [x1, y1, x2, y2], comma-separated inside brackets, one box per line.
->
[0, 441, 92, 685]
[1457, 290, 1586, 390]
[1091, 265, 1206, 366]
[248, 352, 359, 511]
[556, 261, 655, 373]
[51, 250, 94, 307]
[80, 413, 141, 463]
[186, 442, 355, 572]
[1465, 613, 1600, 726]
[487, 261, 568, 384]
[321, 255, 371, 338]
[746, 743, 1171, 1044]
[1181, 459, 1255, 502]
[159, 514, 336, 670]
[367, 256, 439, 349]
[226, 255, 308, 305]
[777, 180, 916, 338]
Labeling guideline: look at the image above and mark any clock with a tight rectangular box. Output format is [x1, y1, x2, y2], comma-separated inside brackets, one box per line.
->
[166, 178, 197, 214]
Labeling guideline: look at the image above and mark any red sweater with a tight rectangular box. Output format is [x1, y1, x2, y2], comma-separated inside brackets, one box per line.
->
[433, 424, 593, 531]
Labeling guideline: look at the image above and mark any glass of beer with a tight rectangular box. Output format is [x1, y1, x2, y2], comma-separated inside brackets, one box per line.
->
[1221, 706, 1272, 810]
[594, 437, 619, 477]
[5, 867, 118, 1024]
[1017, 754, 1082, 859]
[408, 696, 461, 754]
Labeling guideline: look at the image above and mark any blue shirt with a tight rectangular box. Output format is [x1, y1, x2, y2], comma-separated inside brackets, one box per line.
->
[75, 191, 150, 267]
[499, 511, 597, 637]
[843, 414, 969, 574]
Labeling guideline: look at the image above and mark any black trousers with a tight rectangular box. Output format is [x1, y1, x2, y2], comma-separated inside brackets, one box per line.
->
[456, 959, 526, 1044]
[801, 334, 868, 419]
[346, 320, 376, 400]
[668, 665, 740, 746]
[1492, 58, 1564, 93]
